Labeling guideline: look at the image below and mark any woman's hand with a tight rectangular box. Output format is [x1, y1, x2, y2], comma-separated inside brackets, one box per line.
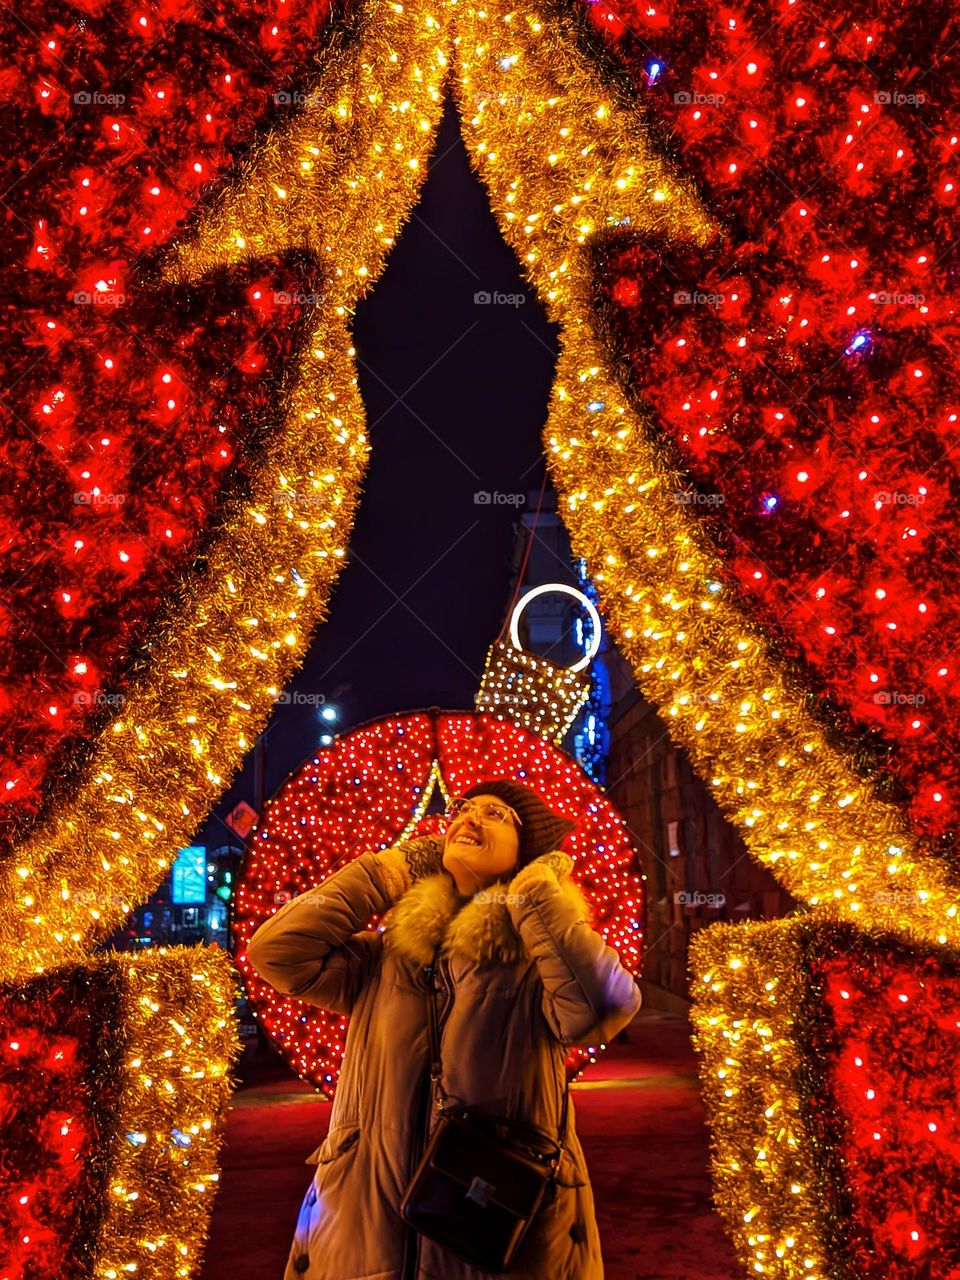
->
[401, 835, 446, 882]
[504, 848, 642, 1045]
[374, 835, 445, 900]
[509, 849, 574, 896]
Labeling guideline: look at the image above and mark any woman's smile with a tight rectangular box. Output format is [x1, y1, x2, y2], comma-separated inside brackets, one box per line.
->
[447, 819, 485, 849]
[441, 792, 522, 892]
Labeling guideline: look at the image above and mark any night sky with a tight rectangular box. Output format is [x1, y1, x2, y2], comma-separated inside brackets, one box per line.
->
[194, 92, 561, 850]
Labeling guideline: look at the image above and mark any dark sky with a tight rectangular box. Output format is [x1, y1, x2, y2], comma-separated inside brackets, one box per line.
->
[195, 92, 561, 849]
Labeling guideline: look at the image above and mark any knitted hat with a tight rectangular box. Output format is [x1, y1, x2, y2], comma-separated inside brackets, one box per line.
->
[462, 779, 576, 868]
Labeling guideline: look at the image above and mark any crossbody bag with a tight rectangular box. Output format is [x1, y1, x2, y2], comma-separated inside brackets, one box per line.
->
[399, 945, 570, 1272]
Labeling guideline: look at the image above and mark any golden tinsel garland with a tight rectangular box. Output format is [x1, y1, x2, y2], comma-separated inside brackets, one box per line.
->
[1, 946, 241, 1280]
[450, 0, 960, 950]
[689, 918, 829, 1280]
[94, 947, 241, 1279]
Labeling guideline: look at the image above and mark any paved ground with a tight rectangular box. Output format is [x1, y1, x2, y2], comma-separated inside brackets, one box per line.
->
[199, 1009, 743, 1280]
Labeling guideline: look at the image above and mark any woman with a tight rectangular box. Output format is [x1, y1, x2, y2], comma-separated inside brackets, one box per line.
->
[246, 778, 642, 1280]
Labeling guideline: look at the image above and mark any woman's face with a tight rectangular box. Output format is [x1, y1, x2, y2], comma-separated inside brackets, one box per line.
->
[442, 793, 522, 895]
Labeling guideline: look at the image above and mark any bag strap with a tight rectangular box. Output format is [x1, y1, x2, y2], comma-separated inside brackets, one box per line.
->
[424, 944, 445, 1108]
[423, 944, 570, 1156]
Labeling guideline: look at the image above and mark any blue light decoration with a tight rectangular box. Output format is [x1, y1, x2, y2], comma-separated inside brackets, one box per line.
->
[647, 61, 662, 85]
[570, 558, 610, 785]
[171, 845, 206, 905]
[762, 493, 780, 512]
[844, 330, 873, 357]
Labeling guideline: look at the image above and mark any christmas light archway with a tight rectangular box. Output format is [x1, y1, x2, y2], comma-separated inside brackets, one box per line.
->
[1, 0, 959, 1274]
[233, 708, 644, 1094]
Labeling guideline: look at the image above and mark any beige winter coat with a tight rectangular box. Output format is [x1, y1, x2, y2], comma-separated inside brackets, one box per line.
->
[246, 845, 642, 1280]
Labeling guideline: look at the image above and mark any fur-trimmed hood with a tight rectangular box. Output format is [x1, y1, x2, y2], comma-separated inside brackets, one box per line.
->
[382, 855, 592, 969]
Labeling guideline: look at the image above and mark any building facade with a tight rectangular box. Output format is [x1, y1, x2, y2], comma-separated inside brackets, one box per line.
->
[605, 674, 797, 1008]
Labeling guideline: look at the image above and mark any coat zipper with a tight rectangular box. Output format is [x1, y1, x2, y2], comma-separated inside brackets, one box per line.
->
[400, 952, 454, 1280]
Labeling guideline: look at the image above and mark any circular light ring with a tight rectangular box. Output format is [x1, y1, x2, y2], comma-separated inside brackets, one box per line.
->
[508, 583, 602, 672]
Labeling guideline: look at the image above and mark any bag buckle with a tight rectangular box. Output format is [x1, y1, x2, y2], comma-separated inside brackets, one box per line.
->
[465, 1175, 496, 1207]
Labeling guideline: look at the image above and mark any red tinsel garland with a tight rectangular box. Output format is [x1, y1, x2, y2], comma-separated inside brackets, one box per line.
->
[585, 0, 960, 845]
[0, 966, 126, 1280]
[808, 939, 960, 1278]
[0, 0, 333, 857]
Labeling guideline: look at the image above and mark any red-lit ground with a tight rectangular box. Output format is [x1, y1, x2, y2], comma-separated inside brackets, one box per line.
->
[199, 1009, 742, 1280]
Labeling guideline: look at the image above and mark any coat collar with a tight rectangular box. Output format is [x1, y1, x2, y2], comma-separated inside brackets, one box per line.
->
[382, 861, 590, 969]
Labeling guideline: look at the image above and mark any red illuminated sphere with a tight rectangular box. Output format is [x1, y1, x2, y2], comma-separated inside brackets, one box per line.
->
[234, 709, 644, 1094]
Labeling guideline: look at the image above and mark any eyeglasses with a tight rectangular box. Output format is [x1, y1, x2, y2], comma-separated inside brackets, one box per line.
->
[444, 797, 523, 828]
